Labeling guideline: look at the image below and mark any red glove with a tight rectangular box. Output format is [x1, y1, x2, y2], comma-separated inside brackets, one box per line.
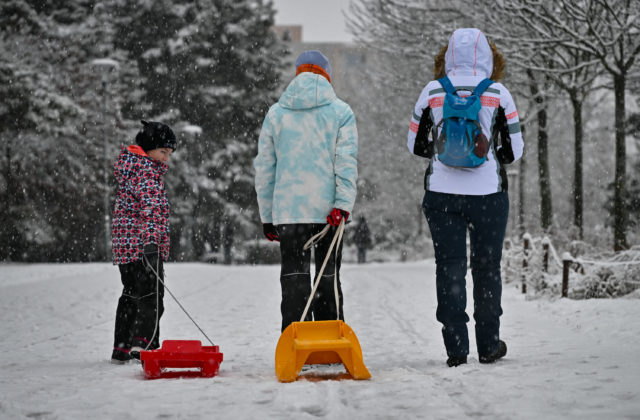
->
[327, 208, 349, 227]
[263, 223, 279, 242]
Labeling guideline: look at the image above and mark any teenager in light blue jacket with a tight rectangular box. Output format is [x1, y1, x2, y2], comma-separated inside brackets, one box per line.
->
[254, 50, 358, 331]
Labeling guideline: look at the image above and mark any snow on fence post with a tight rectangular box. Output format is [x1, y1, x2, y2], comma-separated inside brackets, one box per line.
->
[562, 252, 572, 298]
[522, 235, 530, 294]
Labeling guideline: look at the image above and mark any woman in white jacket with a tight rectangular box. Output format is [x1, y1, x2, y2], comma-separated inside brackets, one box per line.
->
[408, 28, 524, 367]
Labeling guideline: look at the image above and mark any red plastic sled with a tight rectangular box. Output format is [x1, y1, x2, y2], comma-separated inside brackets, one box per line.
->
[140, 340, 223, 379]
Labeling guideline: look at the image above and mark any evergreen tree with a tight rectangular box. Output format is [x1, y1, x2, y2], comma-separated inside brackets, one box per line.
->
[0, 0, 137, 261]
[1, 0, 285, 262]
[110, 0, 285, 259]
[0, 0, 102, 261]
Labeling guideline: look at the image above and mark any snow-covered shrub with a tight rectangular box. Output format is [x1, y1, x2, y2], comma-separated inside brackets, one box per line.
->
[239, 239, 280, 265]
[502, 236, 640, 299]
[503, 235, 561, 276]
[567, 247, 640, 298]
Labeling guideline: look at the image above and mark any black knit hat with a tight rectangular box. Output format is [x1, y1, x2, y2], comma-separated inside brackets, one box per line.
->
[135, 120, 177, 152]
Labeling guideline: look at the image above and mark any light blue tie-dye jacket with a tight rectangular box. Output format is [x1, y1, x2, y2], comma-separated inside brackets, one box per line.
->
[254, 72, 358, 225]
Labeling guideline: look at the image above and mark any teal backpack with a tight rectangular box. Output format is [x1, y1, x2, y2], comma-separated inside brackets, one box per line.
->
[434, 76, 494, 167]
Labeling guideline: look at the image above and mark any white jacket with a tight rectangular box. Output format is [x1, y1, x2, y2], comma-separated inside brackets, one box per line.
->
[407, 28, 524, 195]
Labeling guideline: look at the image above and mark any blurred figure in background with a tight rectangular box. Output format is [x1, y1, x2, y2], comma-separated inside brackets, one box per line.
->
[354, 215, 372, 264]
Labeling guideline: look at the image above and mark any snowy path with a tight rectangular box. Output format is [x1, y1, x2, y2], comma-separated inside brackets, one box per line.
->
[1, 261, 639, 419]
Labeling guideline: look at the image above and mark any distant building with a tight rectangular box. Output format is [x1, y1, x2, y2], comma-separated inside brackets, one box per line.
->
[271, 24, 373, 127]
[273, 25, 303, 42]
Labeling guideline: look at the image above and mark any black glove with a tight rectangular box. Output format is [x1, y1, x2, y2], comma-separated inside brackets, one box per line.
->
[263, 223, 280, 242]
[142, 243, 160, 273]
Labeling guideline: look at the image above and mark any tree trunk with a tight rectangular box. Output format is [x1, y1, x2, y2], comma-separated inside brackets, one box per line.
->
[2, 138, 22, 261]
[223, 222, 234, 265]
[528, 70, 553, 232]
[191, 195, 207, 259]
[1, 144, 12, 260]
[518, 148, 526, 236]
[538, 107, 553, 231]
[571, 94, 584, 239]
[613, 74, 628, 251]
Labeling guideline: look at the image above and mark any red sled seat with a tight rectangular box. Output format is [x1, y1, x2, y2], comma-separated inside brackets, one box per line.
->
[140, 340, 223, 379]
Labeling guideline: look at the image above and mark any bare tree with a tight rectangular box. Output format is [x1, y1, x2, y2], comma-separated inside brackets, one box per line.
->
[347, 0, 474, 95]
[494, 1, 603, 239]
[348, 0, 552, 236]
[544, 0, 640, 250]
[349, 0, 639, 249]
[345, 0, 478, 244]
[526, 68, 554, 231]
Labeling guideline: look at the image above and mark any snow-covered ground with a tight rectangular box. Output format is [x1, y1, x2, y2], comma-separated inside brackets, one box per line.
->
[1, 261, 639, 419]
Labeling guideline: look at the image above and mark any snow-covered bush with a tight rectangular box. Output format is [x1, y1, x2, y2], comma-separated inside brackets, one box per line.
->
[502, 235, 640, 299]
[240, 239, 281, 265]
[568, 247, 640, 298]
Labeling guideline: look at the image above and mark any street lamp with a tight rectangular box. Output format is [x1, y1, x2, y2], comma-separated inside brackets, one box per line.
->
[91, 58, 119, 261]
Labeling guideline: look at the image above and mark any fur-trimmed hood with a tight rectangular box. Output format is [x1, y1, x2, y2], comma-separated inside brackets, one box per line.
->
[434, 28, 505, 81]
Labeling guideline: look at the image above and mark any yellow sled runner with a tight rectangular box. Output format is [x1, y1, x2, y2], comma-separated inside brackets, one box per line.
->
[274, 221, 371, 382]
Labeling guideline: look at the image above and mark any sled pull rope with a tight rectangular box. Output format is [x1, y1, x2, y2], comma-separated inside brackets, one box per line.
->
[300, 219, 345, 322]
[145, 262, 216, 347]
[303, 224, 331, 250]
[145, 255, 161, 351]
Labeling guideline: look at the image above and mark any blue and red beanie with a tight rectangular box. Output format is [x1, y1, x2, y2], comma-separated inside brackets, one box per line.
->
[295, 50, 332, 83]
[135, 120, 177, 152]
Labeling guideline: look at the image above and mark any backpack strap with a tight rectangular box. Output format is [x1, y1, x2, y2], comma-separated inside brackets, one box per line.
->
[473, 78, 494, 96]
[439, 76, 494, 96]
[437, 76, 456, 95]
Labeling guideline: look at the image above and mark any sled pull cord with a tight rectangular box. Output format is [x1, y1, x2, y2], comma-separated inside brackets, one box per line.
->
[303, 224, 331, 250]
[146, 263, 216, 347]
[300, 219, 345, 322]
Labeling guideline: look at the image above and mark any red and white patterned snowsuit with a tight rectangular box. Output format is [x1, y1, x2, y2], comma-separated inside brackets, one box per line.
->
[111, 145, 170, 264]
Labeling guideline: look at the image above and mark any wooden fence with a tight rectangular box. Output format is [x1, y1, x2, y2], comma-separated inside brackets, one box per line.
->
[517, 234, 640, 298]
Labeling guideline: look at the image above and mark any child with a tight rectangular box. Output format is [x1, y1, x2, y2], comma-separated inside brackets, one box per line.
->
[254, 50, 358, 332]
[110, 120, 176, 364]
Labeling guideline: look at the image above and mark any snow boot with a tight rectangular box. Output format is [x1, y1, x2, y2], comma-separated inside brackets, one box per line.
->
[111, 348, 132, 365]
[129, 346, 144, 361]
[446, 355, 467, 367]
[479, 340, 507, 364]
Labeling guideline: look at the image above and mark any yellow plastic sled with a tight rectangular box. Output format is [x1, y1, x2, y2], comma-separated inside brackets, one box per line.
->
[274, 221, 371, 383]
[275, 319, 371, 382]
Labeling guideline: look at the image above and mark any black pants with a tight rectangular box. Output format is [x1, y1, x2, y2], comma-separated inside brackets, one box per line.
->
[278, 224, 344, 332]
[113, 260, 164, 352]
[423, 191, 508, 358]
